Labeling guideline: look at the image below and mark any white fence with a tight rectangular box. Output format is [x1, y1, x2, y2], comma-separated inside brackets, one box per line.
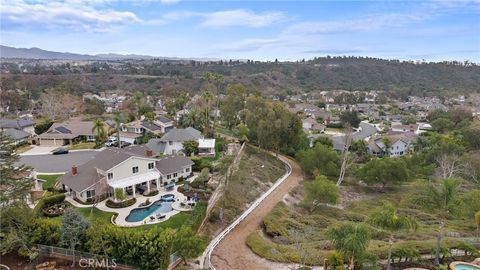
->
[203, 153, 293, 269]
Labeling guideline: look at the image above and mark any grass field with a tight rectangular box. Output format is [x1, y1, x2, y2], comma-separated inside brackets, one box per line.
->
[36, 174, 63, 190]
[246, 181, 479, 265]
[15, 144, 33, 154]
[67, 142, 96, 150]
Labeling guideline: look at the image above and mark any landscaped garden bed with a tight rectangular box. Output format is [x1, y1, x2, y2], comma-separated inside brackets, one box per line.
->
[43, 202, 69, 217]
[105, 198, 136, 208]
[144, 190, 159, 197]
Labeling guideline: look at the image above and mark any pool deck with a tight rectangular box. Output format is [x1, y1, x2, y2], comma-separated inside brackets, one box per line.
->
[66, 186, 195, 227]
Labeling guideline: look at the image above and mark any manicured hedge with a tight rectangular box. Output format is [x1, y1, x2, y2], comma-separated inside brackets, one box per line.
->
[44, 193, 66, 206]
[105, 198, 136, 208]
[33, 193, 66, 216]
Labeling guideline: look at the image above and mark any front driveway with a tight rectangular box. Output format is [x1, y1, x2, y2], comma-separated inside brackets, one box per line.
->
[17, 151, 98, 173]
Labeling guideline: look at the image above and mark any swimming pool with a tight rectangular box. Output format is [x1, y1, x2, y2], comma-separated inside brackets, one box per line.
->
[125, 196, 175, 222]
[450, 262, 480, 270]
[161, 194, 175, 202]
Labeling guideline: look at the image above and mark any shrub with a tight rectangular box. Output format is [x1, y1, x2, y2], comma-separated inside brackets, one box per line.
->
[43, 193, 66, 206]
[190, 157, 213, 172]
[208, 210, 220, 223]
[391, 246, 421, 263]
[144, 190, 159, 197]
[185, 200, 207, 232]
[106, 198, 136, 208]
[328, 251, 346, 270]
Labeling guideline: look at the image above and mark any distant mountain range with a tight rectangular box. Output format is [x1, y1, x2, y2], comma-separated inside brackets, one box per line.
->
[0, 45, 217, 61]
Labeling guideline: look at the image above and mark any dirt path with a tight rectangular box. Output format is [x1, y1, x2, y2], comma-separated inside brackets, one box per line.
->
[210, 154, 304, 270]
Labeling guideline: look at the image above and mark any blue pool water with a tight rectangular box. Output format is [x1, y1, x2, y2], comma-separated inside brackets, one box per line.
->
[161, 194, 175, 202]
[125, 195, 175, 222]
[454, 264, 480, 270]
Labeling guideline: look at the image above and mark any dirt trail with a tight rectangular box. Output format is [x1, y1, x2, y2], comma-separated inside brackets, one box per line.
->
[211, 154, 303, 270]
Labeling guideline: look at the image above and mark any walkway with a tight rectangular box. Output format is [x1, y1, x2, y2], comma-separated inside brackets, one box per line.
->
[209, 154, 304, 270]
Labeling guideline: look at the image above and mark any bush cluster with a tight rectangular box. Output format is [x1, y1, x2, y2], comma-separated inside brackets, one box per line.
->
[105, 198, 136, 208]
[144, 190, 159, 197]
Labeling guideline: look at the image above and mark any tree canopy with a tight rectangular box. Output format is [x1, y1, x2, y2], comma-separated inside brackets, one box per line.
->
[357, 157, 409, 189]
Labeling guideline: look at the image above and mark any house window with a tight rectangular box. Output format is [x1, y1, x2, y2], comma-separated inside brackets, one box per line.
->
[132, 166, 139, 174]
[86, 189, 96, 198]
[167, 174, 171, 180]
[173, 172, 178, 178]
[185, 168, 190, 173]
[148, 162, 154, 169]
[107, 172, 113, 180]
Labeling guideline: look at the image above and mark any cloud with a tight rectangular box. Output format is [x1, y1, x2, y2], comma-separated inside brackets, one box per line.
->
[160, 0, 180, 4]
[0, 0, 140, 32]
[200, 9, 285, 28]
[283, 13, 428, 36]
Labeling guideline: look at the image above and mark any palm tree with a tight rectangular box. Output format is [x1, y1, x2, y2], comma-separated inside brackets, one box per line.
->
[113, 112, 125, 148]
[413, 178, 460, 265]
[91, 119, 106, 147]
[180, 108, 204, 131]
[368, 204, 417, 270]
[201, 90, 213, 131]
[327, 222, 370, 270]
[204, 72, 224, 133]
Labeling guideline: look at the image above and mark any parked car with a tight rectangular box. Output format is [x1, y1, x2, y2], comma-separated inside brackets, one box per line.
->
[110, 141, 132, 148]
[52, 148, 69, 155]
[105, 137, 118, 147]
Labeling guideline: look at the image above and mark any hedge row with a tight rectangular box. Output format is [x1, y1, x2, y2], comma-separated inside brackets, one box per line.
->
[33, 193, 66, 216]
[105, 198, 136, 208]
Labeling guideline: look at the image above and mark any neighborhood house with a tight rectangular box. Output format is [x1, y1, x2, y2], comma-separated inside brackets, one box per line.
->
[35, 120, 96, 146]
[59, 145, 194, 203]
[147, 127, 216, 156]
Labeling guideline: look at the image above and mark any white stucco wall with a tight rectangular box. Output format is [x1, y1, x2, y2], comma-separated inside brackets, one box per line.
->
[107, 157, 157, 184]
[163, 141, 184, 155]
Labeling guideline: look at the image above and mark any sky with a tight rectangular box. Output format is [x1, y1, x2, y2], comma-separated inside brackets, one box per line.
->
[1, 0, 480, 61]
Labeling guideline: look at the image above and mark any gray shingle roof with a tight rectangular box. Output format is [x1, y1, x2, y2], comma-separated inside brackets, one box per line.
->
[59, 162, 102, 193]
[156, 155, 194, 175]
[159, 127, 201, 142]
[3, 128, 30, 140]
[146, 138, 166, 153]
[0, 119, 35, 129]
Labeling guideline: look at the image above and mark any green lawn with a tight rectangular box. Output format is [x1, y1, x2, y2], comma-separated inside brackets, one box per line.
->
[77, 207, 117, 224]
[15, 144, 33, 154]
[67, 142, 96, 150]
[133, 212, 191, 231]
[37, 174, 63, 190]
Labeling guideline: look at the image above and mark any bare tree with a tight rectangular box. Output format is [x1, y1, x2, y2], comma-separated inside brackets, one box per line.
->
[40, 89, 81, 120]
[435, 154, 466, 179]
[337, 124, 354, 186]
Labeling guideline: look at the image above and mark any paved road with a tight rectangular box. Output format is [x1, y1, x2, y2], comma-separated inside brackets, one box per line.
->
[211, 154, 304, 270]
[18, 151, 98, 173]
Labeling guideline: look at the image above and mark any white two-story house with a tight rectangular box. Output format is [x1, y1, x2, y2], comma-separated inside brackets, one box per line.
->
[59, 145, 193, 203]
[146, 127, 216, 156]
[367, 133, 417, 157]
